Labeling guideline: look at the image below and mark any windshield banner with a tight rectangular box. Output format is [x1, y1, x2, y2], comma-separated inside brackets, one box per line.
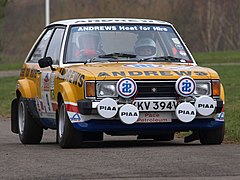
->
[72, 25, 173, 32]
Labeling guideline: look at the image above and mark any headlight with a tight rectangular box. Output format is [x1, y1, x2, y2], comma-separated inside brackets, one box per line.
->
[194, 81, 211, 96]
[96, 82, 117, 98]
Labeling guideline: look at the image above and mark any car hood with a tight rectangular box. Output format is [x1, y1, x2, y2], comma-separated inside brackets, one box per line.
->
[68, 62, 220, 80]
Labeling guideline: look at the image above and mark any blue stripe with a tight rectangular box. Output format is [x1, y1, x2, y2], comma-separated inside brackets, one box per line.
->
[72, 119, 224, 133]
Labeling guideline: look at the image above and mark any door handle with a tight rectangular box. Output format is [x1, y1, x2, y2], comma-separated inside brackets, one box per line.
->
[36, 70, 42, 74]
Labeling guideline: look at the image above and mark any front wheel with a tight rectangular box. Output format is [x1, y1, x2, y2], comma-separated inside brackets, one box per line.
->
[57, 101, 83, 148]
[199, 125, 225, 145]
[18, 97, 43, 144]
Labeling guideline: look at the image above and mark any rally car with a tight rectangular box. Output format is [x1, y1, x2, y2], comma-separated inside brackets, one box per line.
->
[11, 18, 225, 148]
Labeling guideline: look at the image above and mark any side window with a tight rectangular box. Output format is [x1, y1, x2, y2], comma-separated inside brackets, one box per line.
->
[46, 28, 65, 65]
[28, 29, 54, 63]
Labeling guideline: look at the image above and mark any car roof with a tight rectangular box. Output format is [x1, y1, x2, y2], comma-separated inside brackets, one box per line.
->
[47, 18, 172, 27]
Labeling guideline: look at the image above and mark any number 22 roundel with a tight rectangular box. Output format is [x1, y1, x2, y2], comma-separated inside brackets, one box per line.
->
[175, 76, 196, 97]
[116, 77, 137, 98]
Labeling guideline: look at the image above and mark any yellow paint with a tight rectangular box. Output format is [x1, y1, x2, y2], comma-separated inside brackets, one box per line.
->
[18, 61, 224, 105]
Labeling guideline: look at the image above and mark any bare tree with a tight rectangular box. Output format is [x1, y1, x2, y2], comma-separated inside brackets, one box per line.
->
[195, 0, 224, 51]
[223, 0, 240, 50]
[1, 0, 240, 62]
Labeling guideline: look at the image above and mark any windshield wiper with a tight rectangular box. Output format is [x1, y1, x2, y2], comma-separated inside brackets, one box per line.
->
[84, 53, 137, 64]
[83, 53, 138, 64]
[138, 56, 188, 63]
[98, 53, 137, 59]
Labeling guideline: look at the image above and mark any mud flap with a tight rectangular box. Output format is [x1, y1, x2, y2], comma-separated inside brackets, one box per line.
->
[11, 98, 19, 133]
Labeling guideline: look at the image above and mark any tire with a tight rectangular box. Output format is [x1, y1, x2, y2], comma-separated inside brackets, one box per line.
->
[57, 100, 83, 148]
[199, 125, 225, 145]
[18, 97, 43, 144]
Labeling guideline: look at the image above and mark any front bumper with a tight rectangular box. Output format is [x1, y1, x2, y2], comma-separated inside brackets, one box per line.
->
[72, 118, 224, 134]
[70, 97, 224, 134]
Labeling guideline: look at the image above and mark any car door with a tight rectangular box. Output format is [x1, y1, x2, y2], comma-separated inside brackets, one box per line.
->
[40, 27, 65, 119]
[27, 27, 65, 119]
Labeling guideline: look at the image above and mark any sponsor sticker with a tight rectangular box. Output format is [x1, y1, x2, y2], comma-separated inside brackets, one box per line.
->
[175, 76, 196, 97]
[215, 112, 224, 122]
[42, 72, 50, 91]
[72, 25, 171, 32]
[179, 50, 187, 56]
[164, 66, 192, 71]
[123, 64, 163, 68]
[97, 98, 118, 118]
[172, 38, 181, 44]
[175, 102, 196, 123]
[42, 92, 53, 112]
[35, 97, 42, 112]
[195, 96, 215, 116]
[116, 77, 137, 98]
[175, 44, 183, 49]
[68, 112, 82, 123]
[137, 112, 172, 123]
[119, 104, 139, 124]
[50, 73, 55, 99]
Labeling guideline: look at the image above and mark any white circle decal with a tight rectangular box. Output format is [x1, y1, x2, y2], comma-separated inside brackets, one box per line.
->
[119, 104, 139, 124]
[195, 96, 215, 116]
[117, 77, 137, 98]
[123, 64, 163, 68]
[175, 102, 196, 123]
[175, 76, 196, 97]
[97, 98, 118, 118]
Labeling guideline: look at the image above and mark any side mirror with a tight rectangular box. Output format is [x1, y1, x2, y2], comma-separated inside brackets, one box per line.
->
[38, 57, 53, 68]
[38, 57, 56, 71]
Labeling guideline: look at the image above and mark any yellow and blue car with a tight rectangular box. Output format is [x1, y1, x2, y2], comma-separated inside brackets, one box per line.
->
[11, 18, 225, 148]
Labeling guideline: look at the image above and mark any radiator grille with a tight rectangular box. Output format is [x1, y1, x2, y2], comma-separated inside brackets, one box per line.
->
[136, 81, 177, 98]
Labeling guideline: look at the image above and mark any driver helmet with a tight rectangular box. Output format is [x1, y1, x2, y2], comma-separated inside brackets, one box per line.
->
[134, 38, 157, 57]
[77, 31, 101, 52]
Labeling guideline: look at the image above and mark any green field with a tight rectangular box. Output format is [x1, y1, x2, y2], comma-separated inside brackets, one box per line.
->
[0, 51, 240, 142]
[0, 63, 22, 71]
[193, 50, 240, 65]
[194, 51, 240, 142]
[0, 76, 18, 117]
[207, 65, 240, 142]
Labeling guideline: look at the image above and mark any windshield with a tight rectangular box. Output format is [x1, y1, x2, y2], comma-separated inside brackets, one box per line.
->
[64, 24, 192, 63]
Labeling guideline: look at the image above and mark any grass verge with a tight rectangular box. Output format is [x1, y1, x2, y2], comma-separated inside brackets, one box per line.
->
[193, 50, 240, 65]
[0, 63, 22, 71]
[0, 76, 18, 118]
[209, 65, 240, 142]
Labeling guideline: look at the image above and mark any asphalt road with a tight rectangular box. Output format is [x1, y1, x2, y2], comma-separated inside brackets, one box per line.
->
[0, 118, 240, 180]
[0, 70, 19, 77]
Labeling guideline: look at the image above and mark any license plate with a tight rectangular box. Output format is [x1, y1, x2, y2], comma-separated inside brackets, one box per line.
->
[133, 100, 177, 111]
[137, 112, 172, 123]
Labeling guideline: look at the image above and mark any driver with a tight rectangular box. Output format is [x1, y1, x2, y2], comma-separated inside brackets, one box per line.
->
[75, 31, 102, 58]
[134, 38, 157, 58]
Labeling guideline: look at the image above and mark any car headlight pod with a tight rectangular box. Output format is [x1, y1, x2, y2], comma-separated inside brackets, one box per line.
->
[194, 81, 211, 96]
[96, 81, 117, 98]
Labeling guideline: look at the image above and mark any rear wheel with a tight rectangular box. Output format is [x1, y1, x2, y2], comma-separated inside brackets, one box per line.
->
[18, 97, 43, 144]
[57, 100, 83, 148]
[199, 125, 225, 145]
